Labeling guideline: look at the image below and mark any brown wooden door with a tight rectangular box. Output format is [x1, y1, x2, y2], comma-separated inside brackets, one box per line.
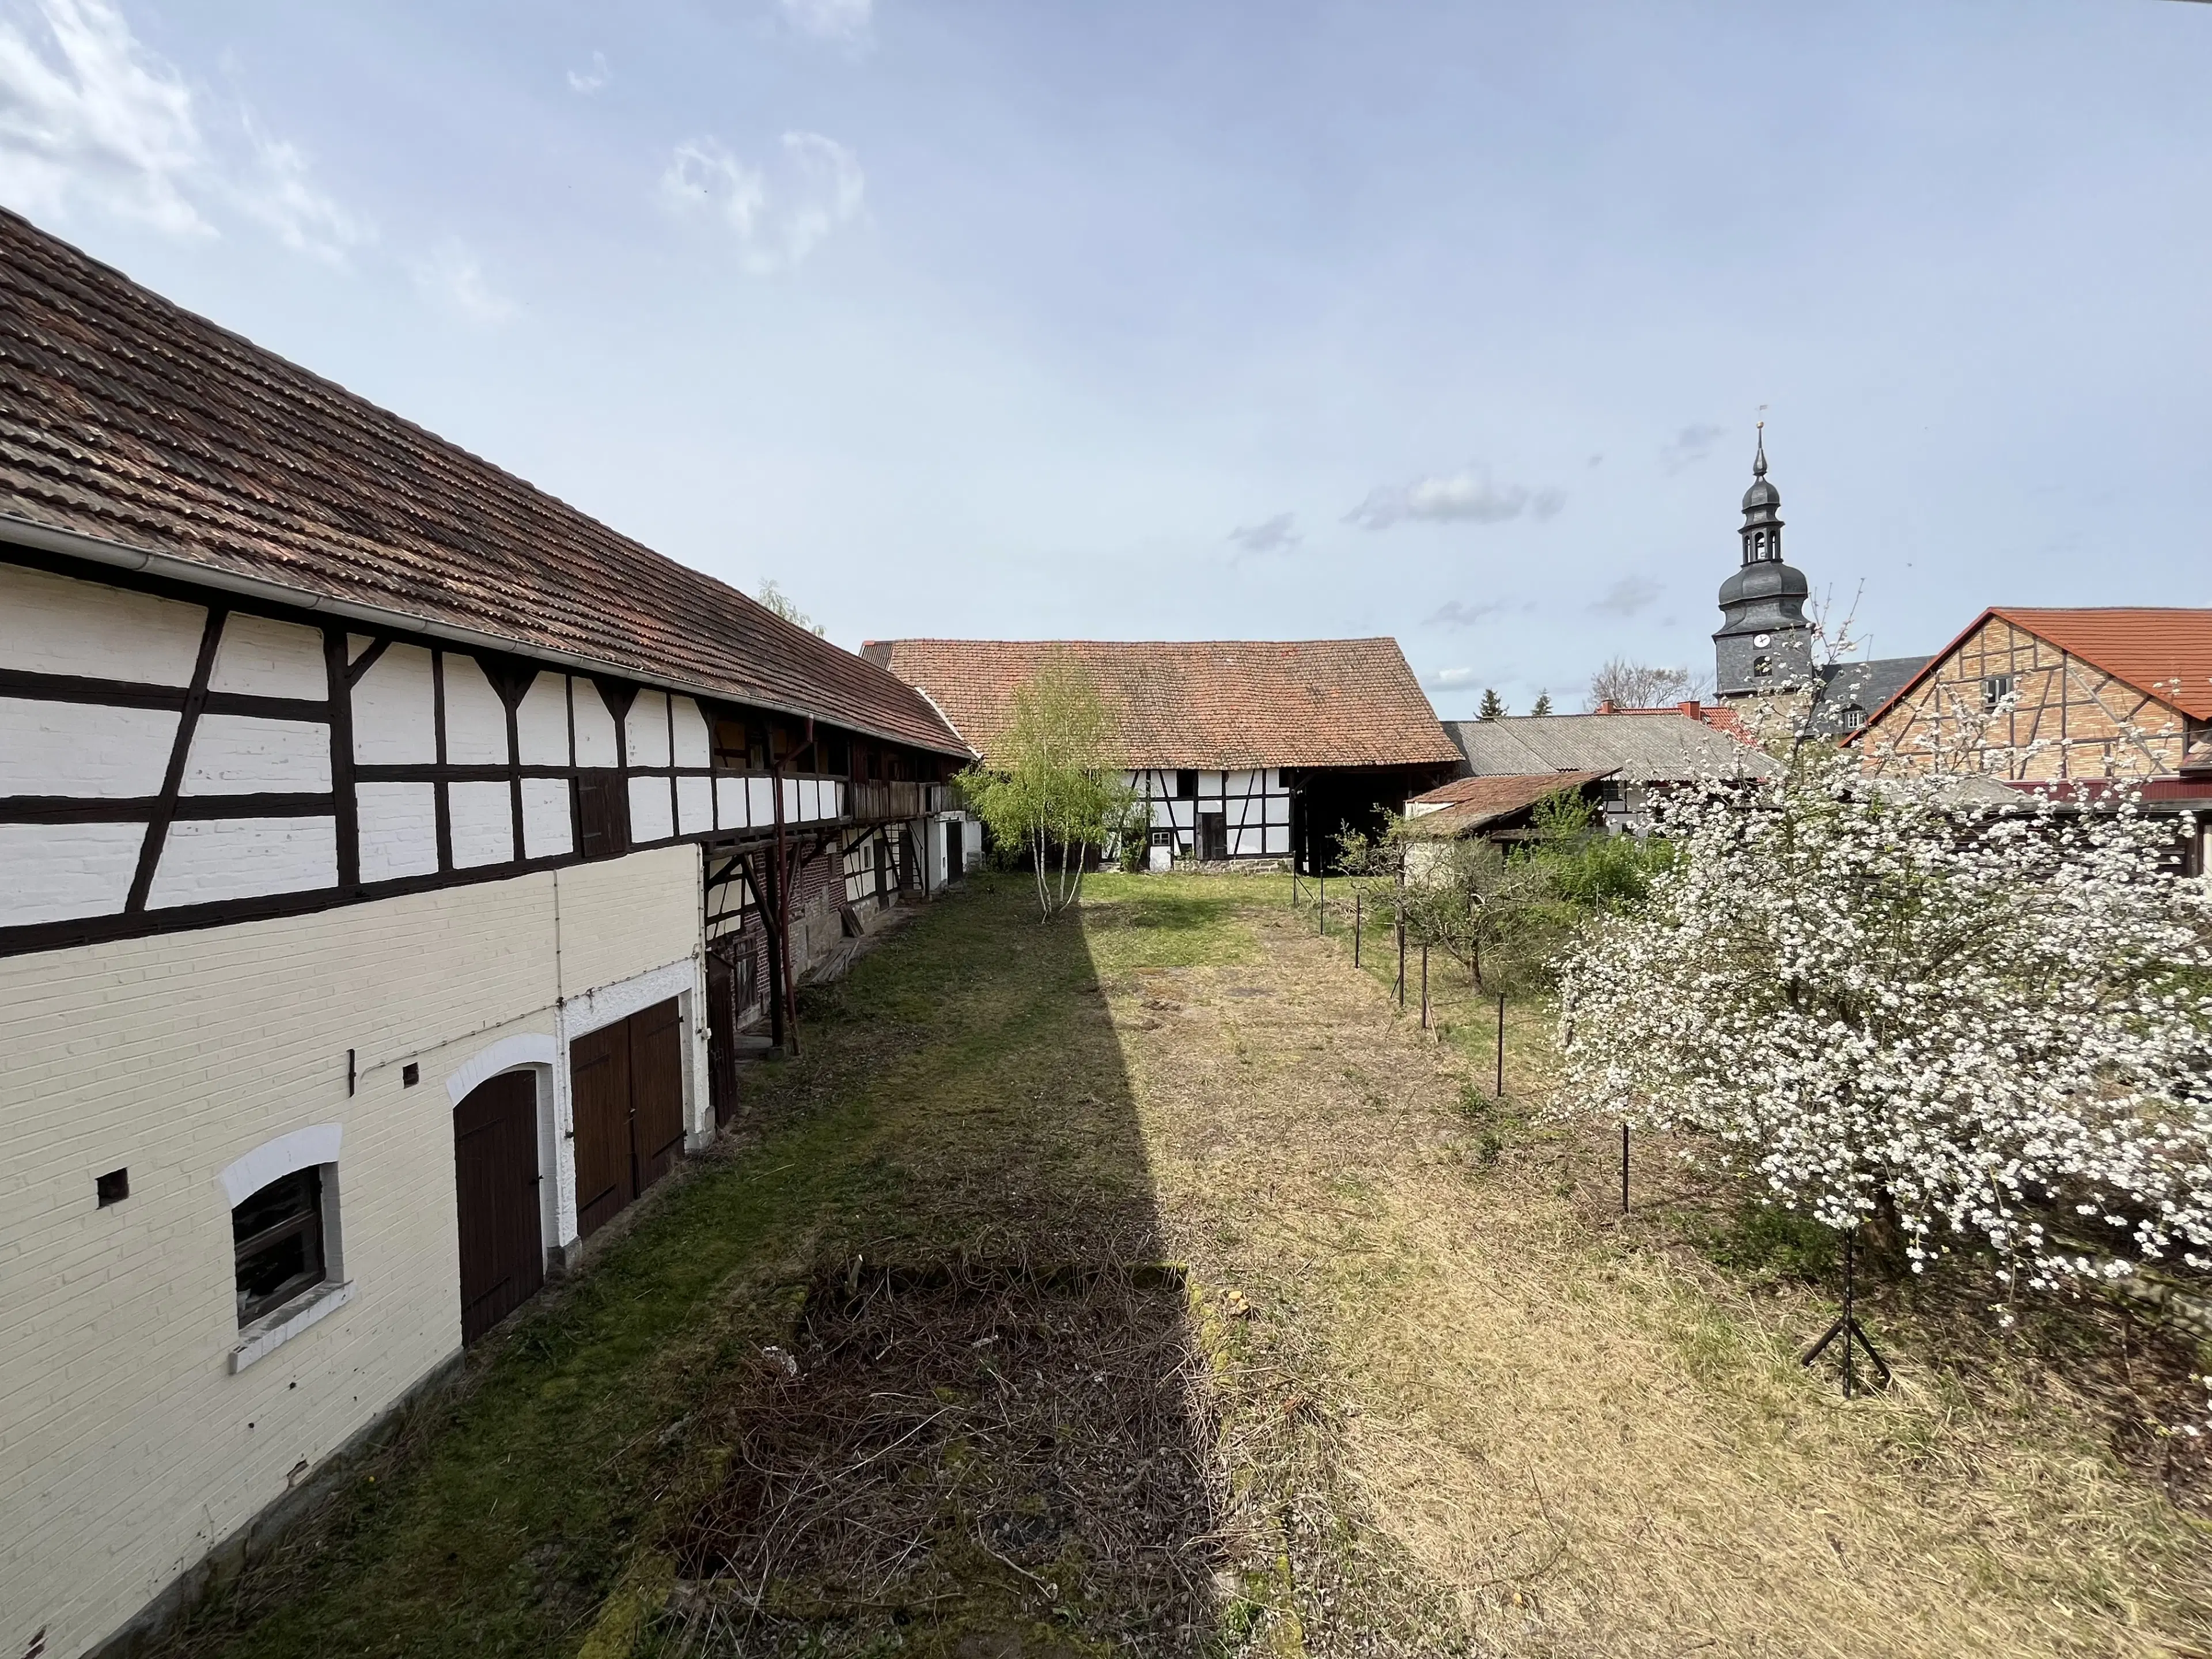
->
[570, 1020, 634, 1238]
[628, 998, 686, 1194]
[706, 950, 739, 1129]
[453, 1071, 544, 1344]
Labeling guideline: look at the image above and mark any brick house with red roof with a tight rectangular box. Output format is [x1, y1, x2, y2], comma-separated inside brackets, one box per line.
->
[862, 637, 1461, 870]
[1846, 608, 2212, 782]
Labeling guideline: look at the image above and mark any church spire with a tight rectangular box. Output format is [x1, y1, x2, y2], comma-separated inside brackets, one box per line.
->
[1752, 418, 1767, 480]
[1712, 421, 1813, 698]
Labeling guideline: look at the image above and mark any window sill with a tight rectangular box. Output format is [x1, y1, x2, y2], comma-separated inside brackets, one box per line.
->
[230, 1280, 355, 1374]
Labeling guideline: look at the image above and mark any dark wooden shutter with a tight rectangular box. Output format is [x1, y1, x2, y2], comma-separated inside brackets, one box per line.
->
[569, 1021, 634, 1237]
[453, 1071, 544, 1344]
[576, 769, 630, 861]
[628, 998, 686, 1194]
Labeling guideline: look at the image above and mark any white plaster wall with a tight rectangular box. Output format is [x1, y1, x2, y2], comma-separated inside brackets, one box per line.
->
[671, 697, 710, 767]
[628, 774, 674, 843]
[515, 675, 571, 767]
[146, 818, 339, 908]
[715, 775, 746, 829]
[352, 645, 437, 766]
[357, 783, 438, 883]
[747, 775, 774, 825]
[573, 683, 619, 767]
[521, 778, 574, 860]
[448, 781, 514, 869]
[626, 690, 671, 768]
[0, 698, 177, 797]
[180, 714, 332, 796]
[0, 562, 206, 686]
[207, 614, 327, 700]
[0, 821, 147, 926]
[0, 845, 703, 1659]
[442, 655, 509, 767]
[676, 774, 713, 836]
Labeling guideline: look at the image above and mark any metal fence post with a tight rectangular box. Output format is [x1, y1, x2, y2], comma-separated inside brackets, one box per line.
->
[1354, 891, 1362, 965]
[1421, 943, 1429, 1029]
[1495, 992, 1506, 1096]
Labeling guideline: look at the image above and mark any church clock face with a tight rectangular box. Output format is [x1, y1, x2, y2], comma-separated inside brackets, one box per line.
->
[1753, 633, 1771, 648]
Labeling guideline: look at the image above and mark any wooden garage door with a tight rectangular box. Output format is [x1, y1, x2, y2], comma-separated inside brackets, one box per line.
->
[568, 997, 686, 1240]
[453, 1071, 544, 1344]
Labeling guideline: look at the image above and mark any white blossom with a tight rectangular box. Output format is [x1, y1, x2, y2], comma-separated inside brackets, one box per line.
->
[1556, 694, 2212, 1297]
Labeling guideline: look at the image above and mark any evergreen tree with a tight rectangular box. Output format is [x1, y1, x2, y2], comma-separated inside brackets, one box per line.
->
[1478, 687, 1508, 721]
[1531, 691, 1555, 715]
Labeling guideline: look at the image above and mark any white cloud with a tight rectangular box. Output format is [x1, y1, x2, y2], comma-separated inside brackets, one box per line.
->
[566, 51, 608, 94]
[658, 130, 863, 274]
[1589, 577, 1661, 618]
[1425, 599, 1509, 629]
[0, 0, 206, 233]
[1227, 512, 1298, 556]
[1346, 465, 1563, 531]
[0, 0, 367, 256]
[779, 0, 872, 45]
[234, 113, 369, 261]
[411, 240, 514, 324]
[1660, 422, 1726, 473]
[1427, 666, 1479, 688]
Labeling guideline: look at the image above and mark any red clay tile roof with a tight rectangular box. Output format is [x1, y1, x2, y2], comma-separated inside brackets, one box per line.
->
[1851, 607, 2212, 737]
[861, 638, 1462, 770]
[1405, 770, 1612, 834]
[0, 207, 966, 756]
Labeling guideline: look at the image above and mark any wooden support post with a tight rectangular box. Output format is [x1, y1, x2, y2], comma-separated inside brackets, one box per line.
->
[1421, 943, 1429, 1029]
[1397, 921, 1406, 1009]
[1622, 1123, 1630, 1214]
[1495, 992, 1506, 1097]
[1319, 872, 1325, 935]
[1354, 891, 1361, 965]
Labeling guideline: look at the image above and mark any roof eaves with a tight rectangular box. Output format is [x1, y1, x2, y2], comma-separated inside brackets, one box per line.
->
[1, 512, 972, 758]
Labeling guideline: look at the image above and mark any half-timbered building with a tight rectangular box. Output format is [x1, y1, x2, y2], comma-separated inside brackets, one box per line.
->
[1846, 607, 2212, 783]
[861, 637, 1462, 870]
[0, 208, 971, 1657]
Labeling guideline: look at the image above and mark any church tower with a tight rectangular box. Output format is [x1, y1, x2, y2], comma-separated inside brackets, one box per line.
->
[1713, 424, 1815, 698]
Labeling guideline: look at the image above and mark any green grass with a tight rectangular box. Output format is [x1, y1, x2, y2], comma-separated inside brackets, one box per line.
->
[162, 873, 1268, 1659]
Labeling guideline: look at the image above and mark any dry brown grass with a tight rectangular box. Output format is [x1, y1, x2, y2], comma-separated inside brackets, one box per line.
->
[1126, 893, 2212, 1659]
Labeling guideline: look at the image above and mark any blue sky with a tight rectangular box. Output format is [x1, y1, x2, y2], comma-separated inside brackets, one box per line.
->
[2, 0, 2208, 716]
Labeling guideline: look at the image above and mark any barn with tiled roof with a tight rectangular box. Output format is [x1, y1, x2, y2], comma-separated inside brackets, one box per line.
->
[863, 636, 1461, 868]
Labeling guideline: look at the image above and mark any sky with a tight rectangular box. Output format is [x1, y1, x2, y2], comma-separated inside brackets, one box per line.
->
[2, 0, 2209, 718]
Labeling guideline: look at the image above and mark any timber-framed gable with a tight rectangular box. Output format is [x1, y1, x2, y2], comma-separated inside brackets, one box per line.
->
[1850, 608, 2211, 782]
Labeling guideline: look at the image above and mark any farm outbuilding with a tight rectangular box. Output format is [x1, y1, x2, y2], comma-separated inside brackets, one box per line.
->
[862, 636, 1463, 871]
[0, 207, 974, 1657]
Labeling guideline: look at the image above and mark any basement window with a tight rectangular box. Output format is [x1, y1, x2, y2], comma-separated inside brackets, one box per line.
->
[233, 1168, 327, 1326]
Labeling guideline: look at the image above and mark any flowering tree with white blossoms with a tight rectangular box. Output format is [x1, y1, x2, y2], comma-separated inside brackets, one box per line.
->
[1557, 696, 2212, 1297]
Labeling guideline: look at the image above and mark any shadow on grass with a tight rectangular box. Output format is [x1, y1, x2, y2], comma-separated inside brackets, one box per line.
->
[150, 877, 1226, 1659]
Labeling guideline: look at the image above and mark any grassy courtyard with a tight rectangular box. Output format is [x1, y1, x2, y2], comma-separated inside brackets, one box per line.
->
[160, 872, 2212, 1658]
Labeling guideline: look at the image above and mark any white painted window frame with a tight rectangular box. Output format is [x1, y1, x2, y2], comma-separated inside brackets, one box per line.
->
[218, 1124, 353, 1374]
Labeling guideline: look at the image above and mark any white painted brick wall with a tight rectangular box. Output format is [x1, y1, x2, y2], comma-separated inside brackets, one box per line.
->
[351, 645, 437, 766]
[0, 822, 147, 926]
[573, 682, 619, 767]
[441, 656, 509, 767]
[0, 845, 703, 1659]
[180, 714, 333, 796]
[0, 562, 206, 686]
[515, 675, 571, 766]
[625, 690, 671, 768]
[206, 614, 327, 700]
[521, 778, 574, 860]
[448, 781, 514, 868]
[146, 818, 339, 908]
[0, 697, 177, 796]
[356, 782, 439, 882]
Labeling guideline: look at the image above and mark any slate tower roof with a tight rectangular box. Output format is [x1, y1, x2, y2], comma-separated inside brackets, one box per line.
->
[1713, 424, 1816, 698]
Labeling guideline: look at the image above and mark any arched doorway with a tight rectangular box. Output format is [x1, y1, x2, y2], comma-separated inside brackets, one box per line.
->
[453, 1070, 544, 1344]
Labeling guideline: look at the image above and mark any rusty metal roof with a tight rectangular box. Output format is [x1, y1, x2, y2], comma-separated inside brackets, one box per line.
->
[860, 637, 1463, 770]
[0, 207, 967, 756]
